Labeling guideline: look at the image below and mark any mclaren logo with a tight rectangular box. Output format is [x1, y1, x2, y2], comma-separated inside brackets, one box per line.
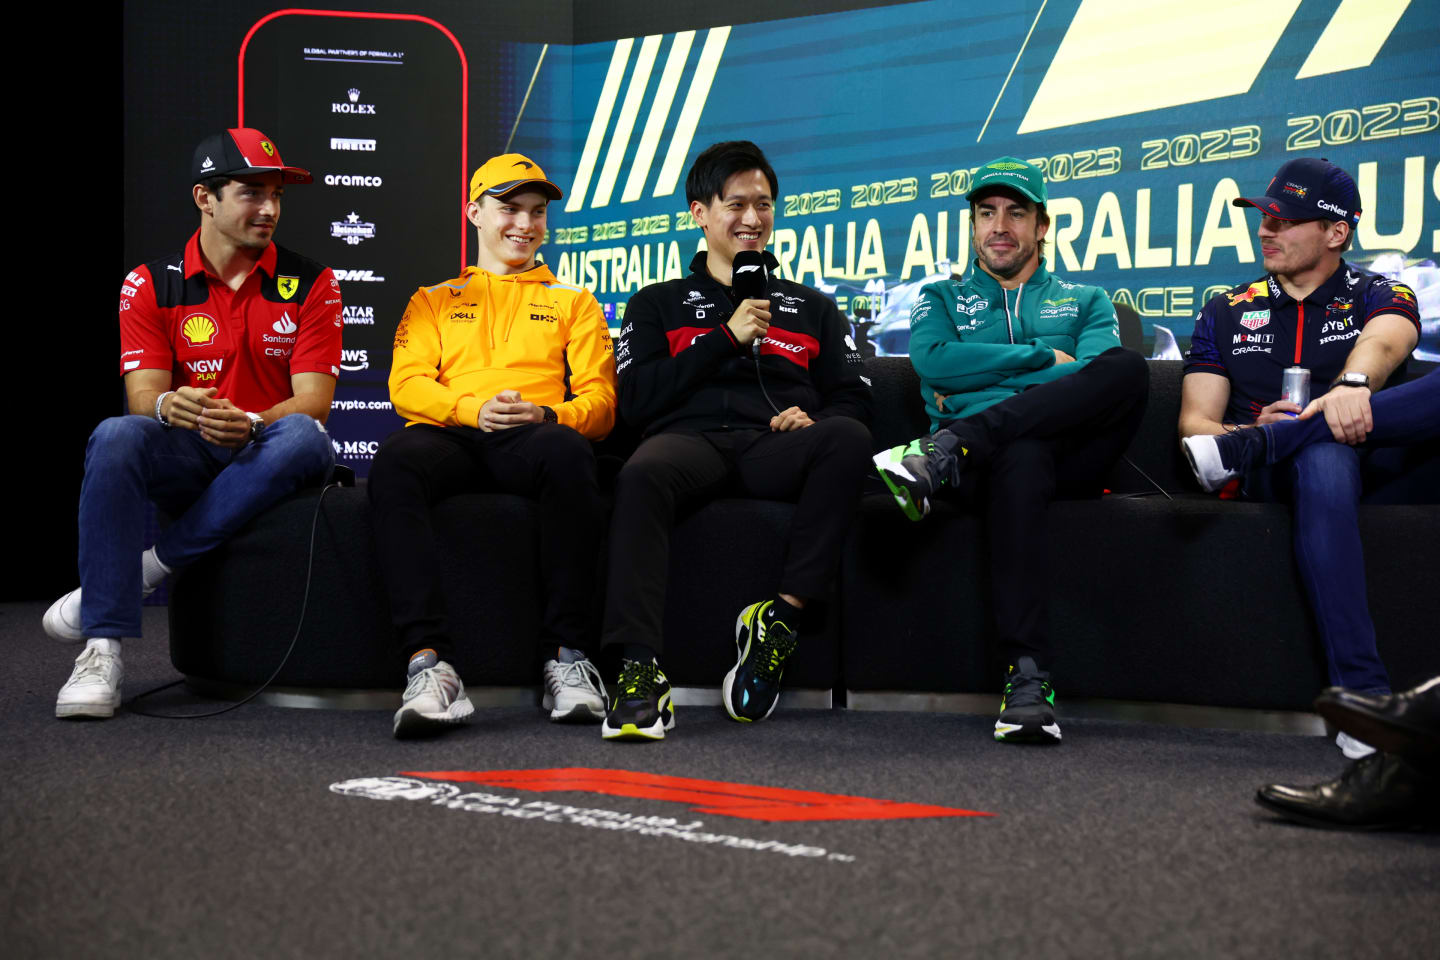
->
[566, 27, 730, 211]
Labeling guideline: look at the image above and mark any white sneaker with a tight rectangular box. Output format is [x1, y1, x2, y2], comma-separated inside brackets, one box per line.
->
[393, 661, 474, 738]
[43, 580, 160, 644]
[42, 588, 85, 643]
[1336, 731, 1376, 760]
[56, 644, 123, 718]
[543, 657, 607, 722]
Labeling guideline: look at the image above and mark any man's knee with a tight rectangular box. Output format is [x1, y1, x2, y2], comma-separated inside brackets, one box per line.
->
[1095, 347, 1149, 396]
[1291, 442, 1361, 506]
[256, 414, 334, 481]
[808, 415, 873, 468]
[528, 425, 601, 495]
[88, 415, 162, 458]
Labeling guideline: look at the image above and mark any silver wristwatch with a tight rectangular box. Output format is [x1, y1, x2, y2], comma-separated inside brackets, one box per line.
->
[1333, 372, 1370, 390]
[245, 411, 265, 441]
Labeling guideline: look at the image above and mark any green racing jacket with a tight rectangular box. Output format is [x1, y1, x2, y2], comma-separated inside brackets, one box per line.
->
[907, 259, 1121, 427]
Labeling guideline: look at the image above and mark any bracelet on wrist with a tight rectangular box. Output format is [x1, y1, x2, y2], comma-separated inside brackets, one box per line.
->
[155, 391, 176, 427]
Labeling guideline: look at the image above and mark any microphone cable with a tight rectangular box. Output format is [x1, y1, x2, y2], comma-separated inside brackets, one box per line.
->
[126, 479, 338, 719]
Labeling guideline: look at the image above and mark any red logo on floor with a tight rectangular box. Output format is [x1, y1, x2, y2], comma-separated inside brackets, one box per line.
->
[400, 768, 992, 823]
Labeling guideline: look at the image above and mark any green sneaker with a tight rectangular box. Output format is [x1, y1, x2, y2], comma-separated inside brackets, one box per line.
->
[872, 435, 963, 521]
[723, 601, 800, 722]
[994, 657, 1061, 743]
[601, 659, 674, 741]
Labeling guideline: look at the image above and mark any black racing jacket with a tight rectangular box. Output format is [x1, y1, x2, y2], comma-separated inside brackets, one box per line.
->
[615, 252, 872, 436]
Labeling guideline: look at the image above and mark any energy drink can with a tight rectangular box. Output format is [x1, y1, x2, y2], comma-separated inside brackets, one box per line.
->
[1282, 366, 1310, 409]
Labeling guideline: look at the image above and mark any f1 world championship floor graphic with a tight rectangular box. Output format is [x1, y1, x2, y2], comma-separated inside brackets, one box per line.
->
[331, 769, 992, 863]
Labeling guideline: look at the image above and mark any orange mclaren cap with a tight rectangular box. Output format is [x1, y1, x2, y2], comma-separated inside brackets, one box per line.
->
[468, 153, 562, 202]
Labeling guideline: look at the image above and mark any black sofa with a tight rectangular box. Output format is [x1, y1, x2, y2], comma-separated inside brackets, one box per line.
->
[169, 359, 1439, 712]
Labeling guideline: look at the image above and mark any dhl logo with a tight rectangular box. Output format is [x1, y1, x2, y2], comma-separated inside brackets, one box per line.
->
[1226, 281, 1269, 306]
[567, 28, 730, 211]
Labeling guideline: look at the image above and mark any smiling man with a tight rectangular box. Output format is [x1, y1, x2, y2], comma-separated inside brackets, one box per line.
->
[599, 140, 872, 741]
[367, 153, 616, 738]
[1178, 158, 1433, 759]
[872, 155, 1148, 745]
[45, 128, 340, 718]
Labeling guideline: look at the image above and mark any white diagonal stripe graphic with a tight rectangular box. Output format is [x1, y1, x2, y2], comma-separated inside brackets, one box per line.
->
[1295, 0, 1410, 79]
[1017, 0, 1299, 135]
[592, 34, 662, 209]
[653, 26, 730, 199]
[565, 38, 633, 213]
[622, 31, 695, 203]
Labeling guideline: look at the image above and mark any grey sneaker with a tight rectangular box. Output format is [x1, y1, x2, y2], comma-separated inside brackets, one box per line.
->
[543, 657, 607, 722]
[393, 661, 474, 738]
[873, 435, 963, 521]
[56, 644, 123, 719]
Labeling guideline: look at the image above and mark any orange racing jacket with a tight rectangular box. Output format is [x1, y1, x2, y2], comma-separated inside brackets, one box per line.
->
[390, 263, 616, 439]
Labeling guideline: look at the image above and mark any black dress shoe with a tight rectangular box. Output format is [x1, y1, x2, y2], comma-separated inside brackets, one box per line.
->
[1314, 676, 1440, 765]
[1255, 752, 1440, 831]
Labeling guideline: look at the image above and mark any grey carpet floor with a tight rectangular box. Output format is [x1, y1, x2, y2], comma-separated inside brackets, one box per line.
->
[2, 602, 1436, 959]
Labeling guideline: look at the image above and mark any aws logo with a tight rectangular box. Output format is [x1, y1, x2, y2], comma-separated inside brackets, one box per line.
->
[567, 27, 731, 211]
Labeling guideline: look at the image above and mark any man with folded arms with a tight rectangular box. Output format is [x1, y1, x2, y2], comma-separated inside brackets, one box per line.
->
[873, 156, 1148, 745]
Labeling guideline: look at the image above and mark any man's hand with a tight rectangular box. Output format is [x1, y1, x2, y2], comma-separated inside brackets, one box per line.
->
[1299, 385, 1373, 445]
[769, 406, 814, 432]
[1255, 399, 1303, 425]
[1052, 348, 1076, 365]
[162, 386, 218, 432]
[195, 396, 253, 448]
[480, 390, 543, 432]
[726, 299, 771, 346]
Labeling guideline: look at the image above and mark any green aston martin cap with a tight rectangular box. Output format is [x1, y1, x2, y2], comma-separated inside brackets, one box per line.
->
[966, 156, 1047, 206]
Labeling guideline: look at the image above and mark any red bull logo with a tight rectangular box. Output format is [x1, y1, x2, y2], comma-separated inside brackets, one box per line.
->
[1226, 282, 1269, 306]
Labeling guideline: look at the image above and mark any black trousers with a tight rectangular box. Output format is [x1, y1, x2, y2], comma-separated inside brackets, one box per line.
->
[937, 348, 1149, 668]
[367, 423, 606, 669]
[601, 415, 873, 654]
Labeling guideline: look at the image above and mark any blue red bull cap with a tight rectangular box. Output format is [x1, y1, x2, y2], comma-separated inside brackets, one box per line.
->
[1233, 157, 1360, 225]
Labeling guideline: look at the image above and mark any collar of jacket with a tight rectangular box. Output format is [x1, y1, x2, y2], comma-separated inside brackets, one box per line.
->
[460, 262, 558, 285]
[964, 257, 1051, 296]
[1265, 258, 1349, 307]
[687, 250, 781, 286]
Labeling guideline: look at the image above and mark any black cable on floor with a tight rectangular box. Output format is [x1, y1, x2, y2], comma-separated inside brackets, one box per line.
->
[1113, 454, 1174, 501]
[126, 481, 338, 719]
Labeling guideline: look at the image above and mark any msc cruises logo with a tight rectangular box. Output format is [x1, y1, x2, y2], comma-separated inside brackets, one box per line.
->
[566, 27, 730, 212]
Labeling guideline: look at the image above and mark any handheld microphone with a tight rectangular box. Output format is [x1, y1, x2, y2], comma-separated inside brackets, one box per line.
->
[731, 250, 769, 358]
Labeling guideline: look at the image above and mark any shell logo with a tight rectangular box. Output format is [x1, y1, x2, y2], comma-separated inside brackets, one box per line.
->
[182, 313, 218, 347]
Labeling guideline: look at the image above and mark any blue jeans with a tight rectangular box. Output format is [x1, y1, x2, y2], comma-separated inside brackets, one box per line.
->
[1244, 372, 1440, 692]
[78, 414, 335, 638]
